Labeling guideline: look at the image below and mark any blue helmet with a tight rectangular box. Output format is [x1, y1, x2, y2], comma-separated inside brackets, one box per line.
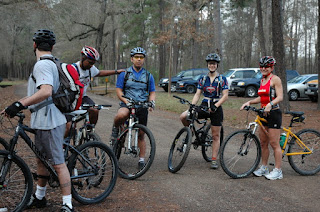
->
[130, 47, 147, 57]
[205, 53, 220, 63]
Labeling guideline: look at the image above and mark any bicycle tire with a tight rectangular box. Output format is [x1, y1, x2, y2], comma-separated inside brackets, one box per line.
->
[288, 128, 320, 175]
[68, 141, 118, 204]
[220, 130, 261, 179]
[0, 137, 9, 150]
[202, 125, 224, 162]
[77, 131, 102, 146]
[113, 124, 156, 180]
[168, 127, 192, 173]
[0, 150, 33, 211]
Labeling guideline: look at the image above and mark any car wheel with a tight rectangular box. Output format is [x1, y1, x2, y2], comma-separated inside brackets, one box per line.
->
[163, 87, 168, 92]
[309, 96, 318, 102]
[245, 86, 257, 97]
[288, 90, 299, 101]
[186, 85, 196, 93]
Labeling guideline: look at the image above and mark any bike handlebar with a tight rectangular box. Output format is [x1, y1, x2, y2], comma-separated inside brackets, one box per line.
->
[80, 104, 112, 110]
[122, 96, 153, 108]
[243, 106, 265, 115]
[173, 95, 209, 113]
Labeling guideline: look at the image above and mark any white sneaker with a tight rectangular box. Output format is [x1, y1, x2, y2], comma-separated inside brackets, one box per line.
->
[265, 168, 283, 180]
[253, 165, 269, 177]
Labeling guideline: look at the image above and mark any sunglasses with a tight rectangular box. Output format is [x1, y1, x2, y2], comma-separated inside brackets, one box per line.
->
[133, 55, 145, 59]
[260, 65, 272, 68]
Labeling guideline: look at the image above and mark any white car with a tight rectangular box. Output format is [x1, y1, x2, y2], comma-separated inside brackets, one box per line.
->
[287, 74, 318, 101]
[222, 68, 259, 91]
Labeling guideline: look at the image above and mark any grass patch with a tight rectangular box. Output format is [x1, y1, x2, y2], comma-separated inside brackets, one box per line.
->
[0, 80, 27, 87]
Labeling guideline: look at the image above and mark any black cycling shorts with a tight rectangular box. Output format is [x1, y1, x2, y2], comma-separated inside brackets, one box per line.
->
[260, 109, 282, 129]
[196, 102, 223, 126]
[120, 105, 149, 126]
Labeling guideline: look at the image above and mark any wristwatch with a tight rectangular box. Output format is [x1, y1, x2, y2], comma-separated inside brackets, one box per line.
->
[115, 69, 119, 74]
[270, 101, 274, 107]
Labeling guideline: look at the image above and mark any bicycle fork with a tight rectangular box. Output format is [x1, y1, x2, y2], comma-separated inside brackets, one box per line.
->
[238, 122, 258, 156]
[125, 116, 139, 157]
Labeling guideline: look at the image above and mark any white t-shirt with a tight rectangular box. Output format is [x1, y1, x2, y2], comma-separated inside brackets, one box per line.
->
[74, 61, 100, 97]
[28, 55, 66, 129]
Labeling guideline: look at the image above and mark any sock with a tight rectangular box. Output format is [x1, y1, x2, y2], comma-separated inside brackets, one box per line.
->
[139, 158, 145, 162]
[63, 194, 72, 209]
[212, 157, 217, 161]
[35, 185, 46, 200]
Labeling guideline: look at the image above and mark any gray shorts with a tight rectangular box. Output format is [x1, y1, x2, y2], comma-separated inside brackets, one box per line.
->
[35, 124, 66, 165]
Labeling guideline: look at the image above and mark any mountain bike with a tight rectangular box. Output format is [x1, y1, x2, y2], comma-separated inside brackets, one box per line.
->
[112, 96, 156, 180]
[0, 111, 118, 211]
[220, 106, 320, 179]
[67, 104, 111, 146]
[168, 96, 224, 173]
[0, 137, 8, 150]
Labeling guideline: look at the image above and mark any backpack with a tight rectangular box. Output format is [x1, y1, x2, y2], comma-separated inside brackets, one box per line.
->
[123, 68, 150, 95]
[30, 56, 84, 113]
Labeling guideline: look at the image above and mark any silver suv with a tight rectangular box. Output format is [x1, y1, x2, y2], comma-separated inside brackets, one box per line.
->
[222, 68, 259, 93]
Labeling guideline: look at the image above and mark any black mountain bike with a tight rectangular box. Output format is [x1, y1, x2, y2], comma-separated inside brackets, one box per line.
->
[0, 111, 118, 211]
[113, 96, 156, 180]
[168, 96, 223, 173]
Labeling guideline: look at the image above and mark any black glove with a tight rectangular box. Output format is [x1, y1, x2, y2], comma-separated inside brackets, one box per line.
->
[210, 104, 218, 113]
[150, 100, 155, 109]
[5, 101, 26, 118]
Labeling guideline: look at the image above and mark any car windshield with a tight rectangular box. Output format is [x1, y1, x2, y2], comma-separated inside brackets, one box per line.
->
[288, 75, 309, 83]
[254, 72, 262, 79]
[223, 70, 235, 77]
[193, 75, 203, 80]
[176, 71, 185, 77]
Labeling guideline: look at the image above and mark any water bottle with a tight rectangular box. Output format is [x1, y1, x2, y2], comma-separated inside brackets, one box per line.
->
[279, 133, 286, 148]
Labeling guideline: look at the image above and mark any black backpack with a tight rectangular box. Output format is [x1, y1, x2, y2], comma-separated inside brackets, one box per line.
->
[30, 56, 84, 113]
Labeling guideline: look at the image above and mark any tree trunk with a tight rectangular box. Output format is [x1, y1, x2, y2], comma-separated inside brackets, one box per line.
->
[256, 0, 267, 56]
[158, 0, 166, 80]
[318, 0, 320, 110]
[272, 0, 290, 112]
[213, 0, 223, 72]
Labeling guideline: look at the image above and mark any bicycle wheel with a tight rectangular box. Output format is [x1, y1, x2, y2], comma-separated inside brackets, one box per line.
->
[113, 124, 156, 180]
[220, 130, 261, 179]
[0, 137, 9, 150]
[202, 125, 224, 162]
[68, 141, 118, 204]
[0, 150, 33, 211]
[168, 127, 192, 173]
[288, 129, 320, 175]
[78, 131, 102, 146]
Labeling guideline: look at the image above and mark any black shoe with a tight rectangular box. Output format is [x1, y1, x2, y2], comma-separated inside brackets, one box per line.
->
[109, 126, 119, 146]
[61, 204, 74, 212]
[26, 194, 47, 209]
[138, 161, 145, 170]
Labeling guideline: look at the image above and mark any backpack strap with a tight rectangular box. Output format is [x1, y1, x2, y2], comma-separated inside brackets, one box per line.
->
[30, 56, 58, 113]
[123, 68, 150, 95]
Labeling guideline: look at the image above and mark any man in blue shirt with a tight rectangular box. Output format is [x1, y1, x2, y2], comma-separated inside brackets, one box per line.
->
[110, 47, 156, 168]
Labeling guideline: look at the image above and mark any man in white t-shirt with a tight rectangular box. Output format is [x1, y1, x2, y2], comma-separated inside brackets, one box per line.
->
[67, 46, 124, 126]
[2, 29, 74, 211]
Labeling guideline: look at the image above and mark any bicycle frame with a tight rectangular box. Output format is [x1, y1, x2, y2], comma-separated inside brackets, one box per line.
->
[252, 114, 313, 157]
[1, 113, 100, 183]
[120, 108, 139, 154]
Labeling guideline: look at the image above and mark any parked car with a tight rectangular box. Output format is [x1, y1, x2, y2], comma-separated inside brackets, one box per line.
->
[158, 68, 208, 92]
[230, 72, 262, 97]
[230, 70, 301, 98]
[287, 74, 318, 101]
[176, 74, 203, 93]
[305, 79, 318, 102]
[222, 68, 260, 91]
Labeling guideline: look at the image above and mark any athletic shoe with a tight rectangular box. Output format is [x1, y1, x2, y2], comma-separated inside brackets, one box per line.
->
[138, 161, 145, 170]
[265, 168, 283, 180]
[61, 204, 74, 212]
[253, 165, 269, 177]
[26, 194, 47, 209]
[210, 160, 219, 169]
